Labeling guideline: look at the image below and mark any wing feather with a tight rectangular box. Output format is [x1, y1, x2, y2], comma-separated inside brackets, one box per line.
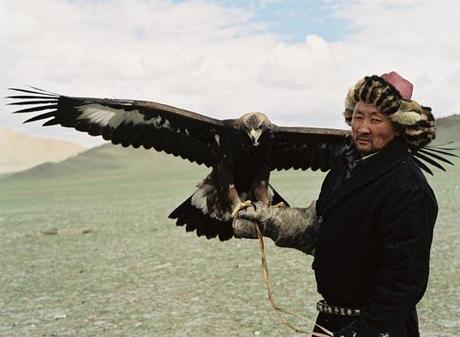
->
[412, 156, 434, 175]
[9, 100, 58, 105]
[8, 88, 228, 167]
[13, 104, 58, 114]
[23, 111, 57, 123]
[271, 126, 351, 171]
[7, 88, 56, 96]
[417, 148, 454, 165]
[411, 144, 459, 173]
[271, 125, 457, 173]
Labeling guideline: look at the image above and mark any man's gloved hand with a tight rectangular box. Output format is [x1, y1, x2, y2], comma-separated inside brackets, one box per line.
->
[232, 200, 320, 255]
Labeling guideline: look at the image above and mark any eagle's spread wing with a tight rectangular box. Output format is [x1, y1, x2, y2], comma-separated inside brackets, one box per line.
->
[271, 126, 351, 171]
[411, 143, 459, 175]
[8, 88, 226, 167]
[271, 126, 457, 174]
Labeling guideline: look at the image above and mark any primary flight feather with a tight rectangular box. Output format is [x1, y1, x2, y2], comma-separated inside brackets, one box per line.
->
[7, 87, 454, 240]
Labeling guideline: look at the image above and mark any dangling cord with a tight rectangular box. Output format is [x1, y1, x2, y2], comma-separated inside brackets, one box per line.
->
[254, 222, 333, 337]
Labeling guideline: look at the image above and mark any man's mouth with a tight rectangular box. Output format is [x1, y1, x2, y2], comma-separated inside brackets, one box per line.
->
[356, 138, 371, 144]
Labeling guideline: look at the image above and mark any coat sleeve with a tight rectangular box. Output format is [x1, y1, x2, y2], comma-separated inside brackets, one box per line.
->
[355, 183, 438, 336]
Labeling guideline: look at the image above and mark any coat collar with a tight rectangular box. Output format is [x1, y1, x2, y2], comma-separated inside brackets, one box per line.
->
[322, 137, 409, 215]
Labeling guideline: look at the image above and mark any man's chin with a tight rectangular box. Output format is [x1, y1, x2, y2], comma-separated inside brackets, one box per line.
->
[355, 143, 373, 155]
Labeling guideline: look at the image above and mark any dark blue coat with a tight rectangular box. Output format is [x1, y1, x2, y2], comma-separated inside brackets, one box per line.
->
[313, 137, 438, 337]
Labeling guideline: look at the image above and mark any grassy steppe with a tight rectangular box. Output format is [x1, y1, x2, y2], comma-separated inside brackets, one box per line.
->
[0, 143, 459, 337]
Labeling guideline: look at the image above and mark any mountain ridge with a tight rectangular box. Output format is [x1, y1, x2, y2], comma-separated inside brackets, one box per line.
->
[0, 128, 87, 174]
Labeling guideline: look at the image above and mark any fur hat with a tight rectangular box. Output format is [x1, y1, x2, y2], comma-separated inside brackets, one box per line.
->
[343, 72, 436, 150]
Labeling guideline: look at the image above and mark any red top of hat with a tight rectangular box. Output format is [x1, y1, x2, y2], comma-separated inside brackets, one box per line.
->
[381, 71, 413, 100]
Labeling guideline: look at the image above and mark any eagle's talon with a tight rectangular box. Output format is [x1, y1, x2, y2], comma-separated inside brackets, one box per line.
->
[231, 200, 256, 218]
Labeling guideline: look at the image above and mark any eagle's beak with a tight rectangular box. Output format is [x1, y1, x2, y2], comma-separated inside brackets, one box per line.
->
[249, 128, 262, 146]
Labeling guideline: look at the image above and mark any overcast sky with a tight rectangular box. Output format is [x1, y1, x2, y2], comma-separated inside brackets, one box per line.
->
[1, 0, 459, 146]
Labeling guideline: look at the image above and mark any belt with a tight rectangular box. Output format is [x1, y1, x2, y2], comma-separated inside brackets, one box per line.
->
[316, 300, 360, 317]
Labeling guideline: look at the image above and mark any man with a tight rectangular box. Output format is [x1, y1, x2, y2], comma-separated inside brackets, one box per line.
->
[233, 72, 438, 337]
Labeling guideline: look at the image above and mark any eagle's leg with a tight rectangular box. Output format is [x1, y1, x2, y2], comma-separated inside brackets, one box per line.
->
[228, 179, 255, 218]
[253, 181, 270, 208]
[231, 165, 272, 218]
[252, 164, 271, 206]
[229, 182, 254, 217]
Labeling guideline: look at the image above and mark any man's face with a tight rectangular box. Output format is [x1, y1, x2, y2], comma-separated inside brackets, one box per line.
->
[351, 101, 399, 155]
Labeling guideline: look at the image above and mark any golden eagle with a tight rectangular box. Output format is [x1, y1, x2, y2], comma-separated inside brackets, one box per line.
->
[7, 88, 455, 240]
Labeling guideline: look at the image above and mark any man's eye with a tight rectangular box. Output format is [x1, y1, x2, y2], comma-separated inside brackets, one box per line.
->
[371, 118, 382, 123]
[352, 115, 363, 120]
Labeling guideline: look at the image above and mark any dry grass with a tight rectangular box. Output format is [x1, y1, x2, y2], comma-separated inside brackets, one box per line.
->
[0, 146, 458, 336]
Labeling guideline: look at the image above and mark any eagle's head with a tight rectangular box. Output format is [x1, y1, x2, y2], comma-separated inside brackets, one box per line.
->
[239, 112, 272, 146]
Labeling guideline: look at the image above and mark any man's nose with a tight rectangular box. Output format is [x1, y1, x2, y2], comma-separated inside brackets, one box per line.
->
[357, 119, 371, 133]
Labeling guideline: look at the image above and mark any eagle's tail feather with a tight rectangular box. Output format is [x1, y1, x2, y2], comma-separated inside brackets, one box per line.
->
[168, 196, 233, 241]
[169, 181, 290, 241]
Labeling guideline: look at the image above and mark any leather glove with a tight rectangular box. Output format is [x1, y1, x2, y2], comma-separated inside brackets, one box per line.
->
[232, 200, 320, 255]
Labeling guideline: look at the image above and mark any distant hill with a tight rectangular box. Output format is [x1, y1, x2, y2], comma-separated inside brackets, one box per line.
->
[0, 128, 87, 174]
[433, 114, 460, 144]
[4, 142, 207, 182]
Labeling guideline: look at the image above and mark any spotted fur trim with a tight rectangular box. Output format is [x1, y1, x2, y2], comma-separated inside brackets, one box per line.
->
[396, 103, 436, 148]
[344, 75, 436, 149]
